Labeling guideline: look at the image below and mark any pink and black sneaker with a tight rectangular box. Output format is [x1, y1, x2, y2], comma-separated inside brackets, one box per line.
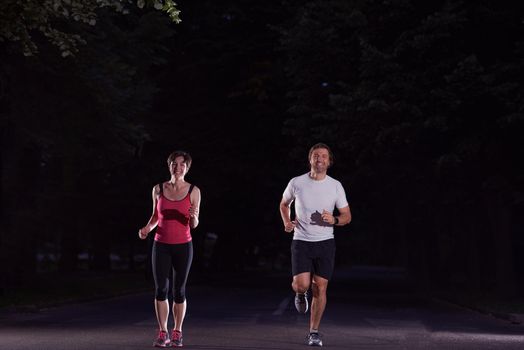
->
[153, 330, 171, 348]
[171, 329, 183, 347]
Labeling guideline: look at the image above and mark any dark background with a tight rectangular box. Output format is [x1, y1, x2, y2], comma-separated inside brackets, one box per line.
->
[1, 0, 523, 302]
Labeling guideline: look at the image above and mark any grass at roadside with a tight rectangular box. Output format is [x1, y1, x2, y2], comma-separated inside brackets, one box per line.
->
[0, 270, 152, 310]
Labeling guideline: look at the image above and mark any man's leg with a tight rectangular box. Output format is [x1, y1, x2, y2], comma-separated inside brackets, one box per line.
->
[306, 239, 333, 346]
[291, 240, 312, 313]
[292, 272, 311, 294]
[310, 274, 328, 332]
[292, 272, 311, 313]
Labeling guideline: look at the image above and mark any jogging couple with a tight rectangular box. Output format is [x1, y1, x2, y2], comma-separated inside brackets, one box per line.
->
[138, 143, 351, 347]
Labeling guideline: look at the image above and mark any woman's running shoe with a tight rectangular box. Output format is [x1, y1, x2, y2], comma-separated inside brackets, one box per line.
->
[153, 330, 171, 348]
[171, 329, 183, 347]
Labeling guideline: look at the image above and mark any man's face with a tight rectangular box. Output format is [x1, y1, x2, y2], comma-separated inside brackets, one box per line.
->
[309, 148, 330, 172]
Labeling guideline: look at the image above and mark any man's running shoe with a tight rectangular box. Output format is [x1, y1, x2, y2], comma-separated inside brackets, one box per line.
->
[295, 292, 309, 313]
[171, 329, 183, 347]
[306, 332, 323, 347]
[153, 330, 170, 348]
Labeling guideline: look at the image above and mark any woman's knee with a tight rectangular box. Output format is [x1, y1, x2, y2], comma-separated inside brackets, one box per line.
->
[174, 287, 186, 304]
[155, 283, 170, 300]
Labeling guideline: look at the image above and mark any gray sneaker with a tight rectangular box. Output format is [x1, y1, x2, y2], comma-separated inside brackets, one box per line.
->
[294, 292, 309, 313]
[307, 332, 323, 347]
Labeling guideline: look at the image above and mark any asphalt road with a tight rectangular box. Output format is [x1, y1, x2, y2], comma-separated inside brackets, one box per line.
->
[1, 267, 523, 349]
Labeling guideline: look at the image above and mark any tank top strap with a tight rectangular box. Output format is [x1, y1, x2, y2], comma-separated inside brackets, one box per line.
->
[158, 183, 163, 195]
[188, 184, 194, 195]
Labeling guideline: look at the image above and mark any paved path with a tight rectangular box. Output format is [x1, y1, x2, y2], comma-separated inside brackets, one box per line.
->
[1, 267, 523, 349]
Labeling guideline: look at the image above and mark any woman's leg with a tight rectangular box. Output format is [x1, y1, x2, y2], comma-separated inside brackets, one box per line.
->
[171, 241, 193, 332]
[152, 241, 172, 332]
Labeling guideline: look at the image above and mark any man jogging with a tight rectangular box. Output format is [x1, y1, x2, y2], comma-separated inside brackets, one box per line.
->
[279, 143, 352, 347]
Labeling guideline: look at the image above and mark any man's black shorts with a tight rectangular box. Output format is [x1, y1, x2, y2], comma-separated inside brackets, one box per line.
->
[291, 238, 336, 280]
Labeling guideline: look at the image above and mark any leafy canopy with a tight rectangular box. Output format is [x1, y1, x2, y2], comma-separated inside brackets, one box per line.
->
[0, 0, 181, 57]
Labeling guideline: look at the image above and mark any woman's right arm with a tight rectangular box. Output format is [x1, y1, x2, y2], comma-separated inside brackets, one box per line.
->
[138, 185, 160, 239]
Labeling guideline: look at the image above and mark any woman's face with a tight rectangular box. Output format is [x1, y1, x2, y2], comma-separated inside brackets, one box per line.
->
[169, 156, 188, 178]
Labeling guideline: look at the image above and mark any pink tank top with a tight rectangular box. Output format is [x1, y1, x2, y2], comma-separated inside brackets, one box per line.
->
[154, 184, 193, 244]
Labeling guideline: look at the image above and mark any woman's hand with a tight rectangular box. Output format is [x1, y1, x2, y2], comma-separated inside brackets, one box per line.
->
[189, 205, 199, 219]
[138, 227, 149, 239]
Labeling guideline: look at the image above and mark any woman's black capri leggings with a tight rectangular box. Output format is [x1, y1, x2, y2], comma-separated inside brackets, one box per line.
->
[152, 241, 193, 304]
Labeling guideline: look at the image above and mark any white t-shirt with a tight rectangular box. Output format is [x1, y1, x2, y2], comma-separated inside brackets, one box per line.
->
[283, 172, 349, 242]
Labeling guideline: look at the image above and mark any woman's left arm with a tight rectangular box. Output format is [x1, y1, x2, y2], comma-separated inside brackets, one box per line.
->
[189, 186, 201, 229]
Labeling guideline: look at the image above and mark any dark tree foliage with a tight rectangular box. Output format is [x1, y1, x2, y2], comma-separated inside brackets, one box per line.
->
[279, 0, 524, 295]
[0, 0, 180, 56]
[0, 6, 175, 289]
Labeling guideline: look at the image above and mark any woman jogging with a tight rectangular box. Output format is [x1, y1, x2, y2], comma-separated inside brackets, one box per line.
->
[138, 150, 201, 348]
